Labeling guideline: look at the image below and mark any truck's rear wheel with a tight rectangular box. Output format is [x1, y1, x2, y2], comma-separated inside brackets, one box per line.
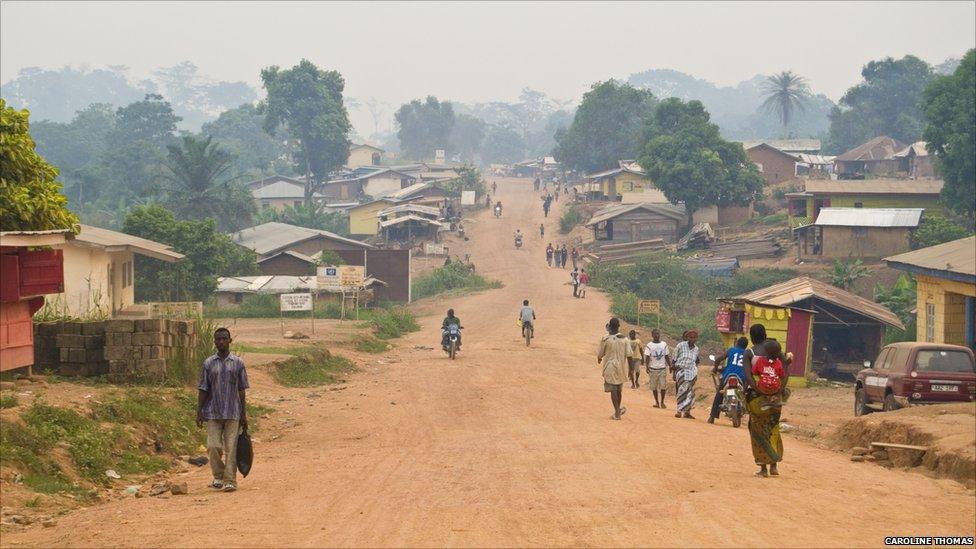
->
[883, 393, 900, 412]
[854, 387, 872, 416]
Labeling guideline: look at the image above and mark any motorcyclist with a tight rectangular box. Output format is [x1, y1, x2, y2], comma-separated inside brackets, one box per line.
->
[514, 229, 523, 247]
[707, 336, 748, 424]
[518, 299, 536, 339]
[441, 308, 462, 350]
[495, 201, 503, 216]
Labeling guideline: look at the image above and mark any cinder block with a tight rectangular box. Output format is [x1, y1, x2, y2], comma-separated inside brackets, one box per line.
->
[106, 332, 131, 347]
[83, 335, 105, 350]
[137, 319, 166, 332]
[57, 363, 90, 377]
[81, 322, 106, 336]
[55, 334, 86, 348]
[36, 323, 60, 336]
[108, 360, 133, 374]
[105, 320, 135, 333]
[132, 332, 165, 346]
[67, 348, 87, 363]
[143, 346, 163, 359]
[86, 349, 103, 362]
[135, 359, 167, 380]
[184, 322, 195, 336]
[60, 322, 82, 335]
[104, 346, 135, 361]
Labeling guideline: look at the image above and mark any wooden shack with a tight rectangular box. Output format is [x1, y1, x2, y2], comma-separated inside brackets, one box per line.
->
[585, 203, 686, 244]
[794, 208, 922, 260]
[716, 299, 815, 387]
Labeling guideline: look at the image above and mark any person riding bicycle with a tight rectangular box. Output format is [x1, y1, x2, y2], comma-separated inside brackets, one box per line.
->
[519, 299, 536, 339]
[707, 336, 748, 424]
[441, 308, 462, 350]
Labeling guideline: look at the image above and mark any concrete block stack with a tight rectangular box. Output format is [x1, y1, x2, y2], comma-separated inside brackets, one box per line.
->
[34, 321, 108, 377]
[104, 319, 196, 382]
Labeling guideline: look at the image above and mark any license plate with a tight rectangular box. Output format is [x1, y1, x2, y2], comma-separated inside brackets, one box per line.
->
[932, 384, 958, 392]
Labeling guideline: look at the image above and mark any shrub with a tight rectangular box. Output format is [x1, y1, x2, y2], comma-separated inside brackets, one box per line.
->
[369, 307, 420, 339]
[271, 348, 354, 387]
[559, 205, 583, 234]
[0, 393, 17, 409]
[412, 262, 502, 300]
[910, 215, 973, 250]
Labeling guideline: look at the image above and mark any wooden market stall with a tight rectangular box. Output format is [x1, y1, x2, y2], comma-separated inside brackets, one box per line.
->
[716, 298, 815, 387]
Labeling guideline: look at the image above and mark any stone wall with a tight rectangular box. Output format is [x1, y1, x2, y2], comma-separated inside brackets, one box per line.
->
[34, 319, 196, 382]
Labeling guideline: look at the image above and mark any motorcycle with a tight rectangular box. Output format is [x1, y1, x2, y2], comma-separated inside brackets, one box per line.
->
[442, 324, 463, 360]
[514, 235, 523, 249]
[494, 206, 502, 218]
[710, 354, 745, 428]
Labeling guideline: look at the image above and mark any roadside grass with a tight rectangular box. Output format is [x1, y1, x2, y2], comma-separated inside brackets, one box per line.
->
[270, 348, 355, 387]
[355, 335, 392, 354]
[559, 205, 583, 234]
[0, 387, 271, 498]
[368, 307, 420, 339]
[589, 254, 796, 345]
[411, 262, 503, 300]
[234, 343, 314, 356]
[0, 392, 18, 408]
[754, 212, 788, 225]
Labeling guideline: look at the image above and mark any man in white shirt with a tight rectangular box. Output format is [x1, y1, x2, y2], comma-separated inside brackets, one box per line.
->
[643, 328, 671, 409]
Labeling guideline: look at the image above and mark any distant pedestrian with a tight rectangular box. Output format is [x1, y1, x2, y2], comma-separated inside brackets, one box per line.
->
[540, 223, 545, 238]
[643, 328, 671, 408]
[561, 245, 569, 269]
[628, 330, 644, 389]
[671, 330, 701, 419]
[534, 177, 540, 191]
[571, 267, 580, 298]
[571, 246, 579, 269]
[546, 243, 554, 267]
[598, 318, 634, 420]
[578, 269, 589, 298]
[485, 194, 491, 208]
[197, 328, 249, 492]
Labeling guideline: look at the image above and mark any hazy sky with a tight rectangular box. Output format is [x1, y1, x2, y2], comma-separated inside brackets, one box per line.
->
[3, 1, 975, 108]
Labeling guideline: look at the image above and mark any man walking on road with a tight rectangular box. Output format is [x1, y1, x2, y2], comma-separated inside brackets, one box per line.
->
[671, 330, 701, 419]
[578, 269, 589, 298]
[197, 327, 249, 492]
[598, 318, 633, 420]
[560, 245, 569, 269]
[643, 328, 670, 408]
[571, 267, 580, 298]
[628, 330, 644, 389]
[540, 223, 545, 238]
[546, 243, 554, 267]
[571, 246, 579, 269]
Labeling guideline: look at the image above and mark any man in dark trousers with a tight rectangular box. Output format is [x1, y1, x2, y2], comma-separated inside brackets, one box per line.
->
[197, 328, 249, 492]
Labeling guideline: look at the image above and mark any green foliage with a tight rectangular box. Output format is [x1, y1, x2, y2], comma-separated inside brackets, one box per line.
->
[395, 96, 455, 161]
[356, 335, 392, 354]
[755, 212, 788, 225]
[760, 71, 812, 136]
[160, 135, 254, 232]
[923, 49, 976, 218]
[261, 60, 351, 198]
[826, 55, 935, 154]
[825, 258, 871, 290]
[449, 114, 486, 162]
[368, 307, 420, 340]
[0, 393, 18, 409]
[637, 98, 765, 223]
[0, 99, 80, 232]
[316, 250, 346, 267]
[271, 348, 354, 387]
[589, 255, 796, 344]
[439, 165, 485, 198]
[874, 275, 918, 343]
[911, 215, 974, 249]
[165, 318, 218, 386]
[89, 389, 202, 456]
[555, 80, 656, 173]
[123, 205, 258, 301]
[201, 103, 295, 177]
[481, 125, 526, 165]
[255, 202, 349, 235]
[411, 262, 503, 300]
[559, 205, 582, 234]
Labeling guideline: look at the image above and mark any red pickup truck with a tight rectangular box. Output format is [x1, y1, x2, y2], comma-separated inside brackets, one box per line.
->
[854, 342, 976, 415]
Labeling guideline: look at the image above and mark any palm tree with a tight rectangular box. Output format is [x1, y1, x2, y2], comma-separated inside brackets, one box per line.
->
[760, 71, 811, 137]
[161, 135, 251, 228]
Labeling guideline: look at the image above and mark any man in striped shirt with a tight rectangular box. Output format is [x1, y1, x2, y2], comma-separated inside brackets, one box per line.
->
[196, 327, 249, 492]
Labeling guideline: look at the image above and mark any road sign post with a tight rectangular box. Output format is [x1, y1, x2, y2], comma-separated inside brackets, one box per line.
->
[280, 293, 314, 336]
[637, 299, 661, 330]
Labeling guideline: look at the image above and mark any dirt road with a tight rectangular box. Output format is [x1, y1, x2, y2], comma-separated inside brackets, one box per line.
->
[5, 178, 974, 548]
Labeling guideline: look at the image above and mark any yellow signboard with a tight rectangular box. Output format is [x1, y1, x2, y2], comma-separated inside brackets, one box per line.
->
[338, 265, 365, 288]
[638, 299, 661, 314]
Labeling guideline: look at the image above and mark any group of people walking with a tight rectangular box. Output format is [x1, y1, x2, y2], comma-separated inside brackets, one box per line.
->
[545, 243, 578, 268]
[596, 319, 790, 477]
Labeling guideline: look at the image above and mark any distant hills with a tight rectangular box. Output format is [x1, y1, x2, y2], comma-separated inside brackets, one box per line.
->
[627, 68, 835, 141]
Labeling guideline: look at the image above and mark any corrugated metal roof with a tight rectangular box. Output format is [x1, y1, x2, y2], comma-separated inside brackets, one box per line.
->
[379, 215, 447, 229]
[73, 225, 184, 262]
[736, 276, 904, 329]
[794, 154, 835, 165]
[835, 136, 906, 162]
[740, 139, 821, 152]
[349, 143, 384, 152]
[885, 236, 976, 279]
[255, 250, 315, 264]
[377, 204, 441, 218]
[804, 179, 943, 195]
[251, 180, 325, 199]
[586, 165, 647, 180]
[893, 141, 929, 158]
[215, 275, 315, 294]
[230, 222, 372, 256]
[586, 202, 686, 227]
[814, 208, 923, 228]
[0, 229, 73, 247]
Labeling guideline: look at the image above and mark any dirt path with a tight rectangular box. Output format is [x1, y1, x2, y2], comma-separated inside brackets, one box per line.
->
[4, 178, 974, 548]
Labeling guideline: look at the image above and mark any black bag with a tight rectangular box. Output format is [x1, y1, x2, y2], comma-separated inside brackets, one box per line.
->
[236, 426, 253, 478]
